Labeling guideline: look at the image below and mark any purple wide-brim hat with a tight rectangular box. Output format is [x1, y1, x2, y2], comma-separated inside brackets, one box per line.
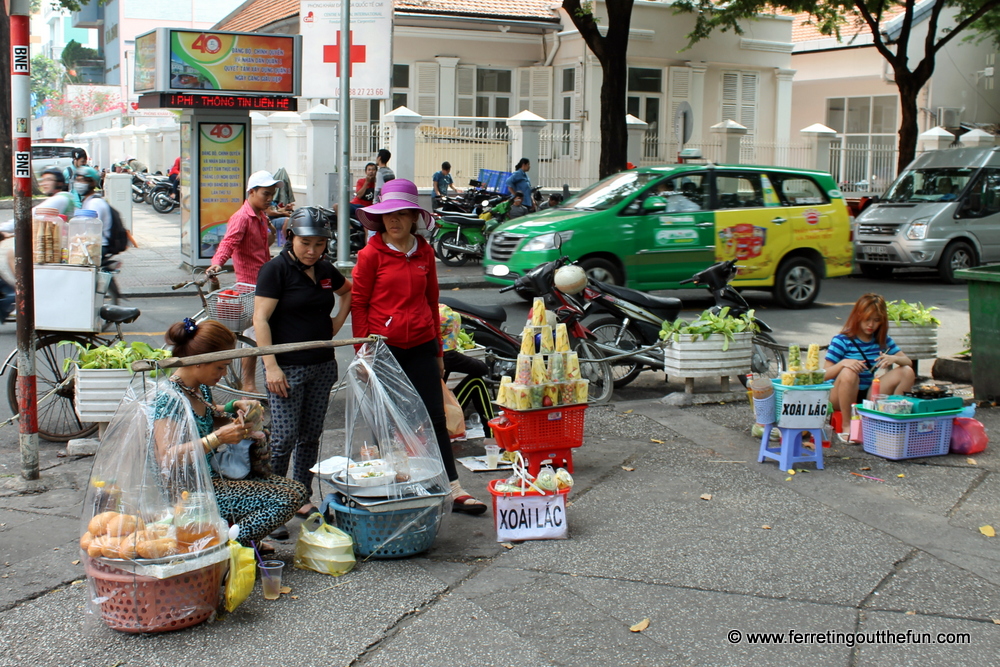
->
[357, 178, 434, 232]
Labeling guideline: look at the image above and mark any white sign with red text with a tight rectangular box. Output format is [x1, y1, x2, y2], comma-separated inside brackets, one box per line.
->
[300, 0, 392, 99]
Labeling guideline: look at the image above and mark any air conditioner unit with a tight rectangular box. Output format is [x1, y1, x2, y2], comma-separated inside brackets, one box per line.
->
[938, 107, 962, 128]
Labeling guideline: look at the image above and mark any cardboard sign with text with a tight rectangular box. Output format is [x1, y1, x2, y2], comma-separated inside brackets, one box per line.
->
[777, 389, 832, 429]
[493, 490, 569, 542]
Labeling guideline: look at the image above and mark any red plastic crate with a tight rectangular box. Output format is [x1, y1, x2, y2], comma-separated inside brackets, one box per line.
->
[496, 405, 586, 453]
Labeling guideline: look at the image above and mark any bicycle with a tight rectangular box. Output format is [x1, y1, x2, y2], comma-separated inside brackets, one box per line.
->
[173, 270, 267, 403]
[3, 303, 141, 442]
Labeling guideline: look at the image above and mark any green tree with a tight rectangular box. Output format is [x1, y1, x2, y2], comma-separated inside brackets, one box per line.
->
[31, 53, 65, 115]
[562, 0, 636, 179]
[60, 38, 100, 81]
[675, 0, 1000, 173]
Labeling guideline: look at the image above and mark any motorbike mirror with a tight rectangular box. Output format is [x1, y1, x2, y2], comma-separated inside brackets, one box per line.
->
[481, 199, 490, 207]
[491, 264, 511, 277]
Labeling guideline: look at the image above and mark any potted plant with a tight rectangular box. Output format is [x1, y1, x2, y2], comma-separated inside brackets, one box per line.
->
[62, 341, 171, 423]
[885, 300, 940, 360]
[659, 308, 758, 391]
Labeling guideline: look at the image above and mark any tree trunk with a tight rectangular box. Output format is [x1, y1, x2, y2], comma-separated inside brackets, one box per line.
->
[0, 9, 13, 198]
[597, 55, 629, 178]
[895, 75, 927, 174]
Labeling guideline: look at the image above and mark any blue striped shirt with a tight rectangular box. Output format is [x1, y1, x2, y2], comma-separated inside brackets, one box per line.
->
[825, 334, 900, 390]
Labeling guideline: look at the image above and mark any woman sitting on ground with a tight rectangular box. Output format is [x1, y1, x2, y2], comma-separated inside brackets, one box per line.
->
[824, 293, 916, 414]
[153, 318, 308, 549]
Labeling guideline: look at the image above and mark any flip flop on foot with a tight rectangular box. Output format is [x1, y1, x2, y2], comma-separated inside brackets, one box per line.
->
[295, 504, 318, 518]
[452, 494, 487, 515]
[258, 540, 277, 555]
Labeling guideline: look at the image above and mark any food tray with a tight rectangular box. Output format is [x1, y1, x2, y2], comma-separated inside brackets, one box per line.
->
[859, 410, 953, 460]
[330, 457, 444, 497]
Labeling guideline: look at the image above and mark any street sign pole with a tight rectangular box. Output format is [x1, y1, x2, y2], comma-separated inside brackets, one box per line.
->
[335, 0, 353, 271]
[9, 0, 38, 480]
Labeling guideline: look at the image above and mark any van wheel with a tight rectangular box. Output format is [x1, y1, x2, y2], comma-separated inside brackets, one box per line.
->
[773, 257, 820, 309]
[859, 264, 894, 280]
[580, 258, 623, 285]
[938, 241, 976, 284]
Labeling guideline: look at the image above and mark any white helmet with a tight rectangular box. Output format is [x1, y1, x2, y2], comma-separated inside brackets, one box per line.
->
[554, 264, 587, 295]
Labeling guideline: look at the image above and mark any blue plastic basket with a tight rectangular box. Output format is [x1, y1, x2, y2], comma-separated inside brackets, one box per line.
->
[858, 409, 953, 460]
[771, 379, 833, 428]
[326, 496, 445, 559]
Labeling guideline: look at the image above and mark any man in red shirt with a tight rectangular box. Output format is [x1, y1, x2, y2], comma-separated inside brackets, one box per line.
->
[207, 170, 280, 393]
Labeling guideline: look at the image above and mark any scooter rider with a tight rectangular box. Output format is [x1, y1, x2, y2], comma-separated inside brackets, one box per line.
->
[75, 166, 114, 258]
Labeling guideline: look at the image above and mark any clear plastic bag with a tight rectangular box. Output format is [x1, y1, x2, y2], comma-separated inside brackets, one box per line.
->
[340, 340, 449, 501]
[81, 375, 229, 633]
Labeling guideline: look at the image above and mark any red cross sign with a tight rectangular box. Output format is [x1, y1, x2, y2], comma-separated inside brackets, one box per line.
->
[323, 31, 367, 77]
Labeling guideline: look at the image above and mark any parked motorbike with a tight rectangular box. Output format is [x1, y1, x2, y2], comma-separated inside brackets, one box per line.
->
[439, 249, 614, 403]
[130, 173, 147, 203]
[583, 260, 785, 388]
[151, 189, 179, 213]
[433, 187, 538, 266]
[142, 174, 171, 205]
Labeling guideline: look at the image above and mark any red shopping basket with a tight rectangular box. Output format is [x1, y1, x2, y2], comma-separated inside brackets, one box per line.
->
[489, 405, 587, 453]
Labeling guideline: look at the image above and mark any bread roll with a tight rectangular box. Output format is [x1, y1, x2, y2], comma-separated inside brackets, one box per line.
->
[87, 511, 119, 537]
[116, 534, 139, 560]
[105, 514, 144, 537]
[88, 535, 115, 558]
[137, 538, 179, 559]
[80, 531, 95, 551]
[100, 536, 123, 559]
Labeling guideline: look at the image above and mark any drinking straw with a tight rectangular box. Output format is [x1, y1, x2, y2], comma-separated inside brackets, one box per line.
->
[850, 472, 885, 482]
[249, 540, 272, 579]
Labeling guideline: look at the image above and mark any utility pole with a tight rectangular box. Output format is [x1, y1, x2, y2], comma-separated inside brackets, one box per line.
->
[8, 0, 38, 480]
[335, 0, 353, 271]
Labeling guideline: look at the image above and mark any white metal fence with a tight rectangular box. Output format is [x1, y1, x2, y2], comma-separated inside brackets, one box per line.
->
[829, 143, 900, 193]
[413, 122, 511, 189]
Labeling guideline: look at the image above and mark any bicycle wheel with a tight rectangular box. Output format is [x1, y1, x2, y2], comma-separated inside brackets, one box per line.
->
[588, 317, 643, 388]
[214, 334, 268, 402]
[6, 333, 99, 442]
[738, 332, 786, 387]
[573, 338, 614, 403]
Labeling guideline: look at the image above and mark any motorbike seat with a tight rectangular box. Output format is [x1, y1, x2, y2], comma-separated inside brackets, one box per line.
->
[100, 305, 141, 324]
[594, 281, 683, 317]
[438, 296, 506, 325]
[441, 216, 487, 228]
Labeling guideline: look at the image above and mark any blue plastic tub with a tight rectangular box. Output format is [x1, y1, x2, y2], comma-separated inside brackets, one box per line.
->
[325, 495, 445, 559]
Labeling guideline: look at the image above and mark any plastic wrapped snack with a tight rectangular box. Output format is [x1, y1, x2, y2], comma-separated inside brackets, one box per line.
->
[535, 465, 558, 492]
[806, 343, 821, 371]
[555, 468, 574, 490]
[548, 352, 566, 382]
[538, 325, 554, 353]
[787, 345, 801, 370]
[81, 376, 230, 634]
[558, 382, 574, 405]
[811, 370, 826, 385]
[520, 327, 536, 356]
[531, 297, 546, 326]
[781, 372, 795, 386]
[573, 379, 590, 404]
[564, 352, 581, 380]
[555, 323, 570, 352]
[497, 376, 512, 408]
[515, 354, 533, 385]
[510, 383, 531, 410]
[528, 384, 545, 409]
[531, 353, 549, 384]
[543, 383, 559, 407]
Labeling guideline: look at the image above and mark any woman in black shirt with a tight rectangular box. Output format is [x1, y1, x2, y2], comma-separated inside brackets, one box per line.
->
[253, 211, 352, 520]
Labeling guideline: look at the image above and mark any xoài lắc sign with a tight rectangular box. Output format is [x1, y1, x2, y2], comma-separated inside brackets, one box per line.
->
[493, 490, 569, 542]
[777, 389, 831, 429]
[299, 0, 392, 99]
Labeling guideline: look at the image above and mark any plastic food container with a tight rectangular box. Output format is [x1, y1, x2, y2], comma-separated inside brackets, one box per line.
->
[876, 399, 913, 415]
[349, 470, 394, 487]
[66, 209, 103, 266]
[348, 459, 389, 474]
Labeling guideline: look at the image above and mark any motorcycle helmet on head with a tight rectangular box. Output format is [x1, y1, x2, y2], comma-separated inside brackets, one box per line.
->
[554, 264, 587, 295]
[287, 206, 334, 239]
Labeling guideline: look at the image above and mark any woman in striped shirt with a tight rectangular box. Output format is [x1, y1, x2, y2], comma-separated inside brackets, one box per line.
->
[824, 293, 915, 413]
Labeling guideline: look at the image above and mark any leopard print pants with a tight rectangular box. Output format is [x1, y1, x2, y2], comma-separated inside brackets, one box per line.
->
[212, 473, 309, 546]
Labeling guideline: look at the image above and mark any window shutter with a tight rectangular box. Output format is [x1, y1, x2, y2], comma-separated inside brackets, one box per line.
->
[517, 66, 551, 117]
[456, 65, 476, 128]
[740, 72, 757, 132]
[414, 61, 439, 120]
[721, 71, 739, 125]
[351, 99, 371, 159]
[668, 66, 692, 154]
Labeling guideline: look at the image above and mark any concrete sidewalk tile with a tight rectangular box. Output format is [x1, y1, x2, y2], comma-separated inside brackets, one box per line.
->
[856, 610, 1000, 665]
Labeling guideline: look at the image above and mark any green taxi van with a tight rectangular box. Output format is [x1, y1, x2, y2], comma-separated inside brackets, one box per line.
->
[483, 164, 853, 308]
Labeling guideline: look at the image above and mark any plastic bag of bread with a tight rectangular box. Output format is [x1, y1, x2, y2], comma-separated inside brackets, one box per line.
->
[79, 374, 229, 632]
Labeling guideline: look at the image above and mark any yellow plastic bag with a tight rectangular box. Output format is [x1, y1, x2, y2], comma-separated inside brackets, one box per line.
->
[294, 513, 356, 577]
[224, 539, 256, 612]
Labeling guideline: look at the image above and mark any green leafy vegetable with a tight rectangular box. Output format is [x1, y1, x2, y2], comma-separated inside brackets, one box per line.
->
[60, 340, 172, 373]
[658, 307, 759, 351]
[886, 300, 941, 326]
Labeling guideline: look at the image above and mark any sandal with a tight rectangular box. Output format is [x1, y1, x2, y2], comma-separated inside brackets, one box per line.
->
[257, 540, 277, 555]
[295, 504, 318, 518]
[452, 495, 488, 515]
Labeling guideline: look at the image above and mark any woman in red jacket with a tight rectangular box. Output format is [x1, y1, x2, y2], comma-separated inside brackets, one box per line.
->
[352, 179, 486, 514]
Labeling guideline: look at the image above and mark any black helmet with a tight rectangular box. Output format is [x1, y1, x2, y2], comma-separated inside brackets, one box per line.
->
[71, 148, 87, 161]
[40, 167, 66, 185]
[287, 207, 333, 239]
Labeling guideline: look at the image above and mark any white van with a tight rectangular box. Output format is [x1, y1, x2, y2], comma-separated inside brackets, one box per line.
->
[854, 146, 1000, 283]
[31, 143, 86, 178]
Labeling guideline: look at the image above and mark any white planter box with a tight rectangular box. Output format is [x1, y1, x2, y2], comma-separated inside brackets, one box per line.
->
[74, 369, 136, 422]
[663, 332, 753, 378]
[887, 322, 938, 360]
